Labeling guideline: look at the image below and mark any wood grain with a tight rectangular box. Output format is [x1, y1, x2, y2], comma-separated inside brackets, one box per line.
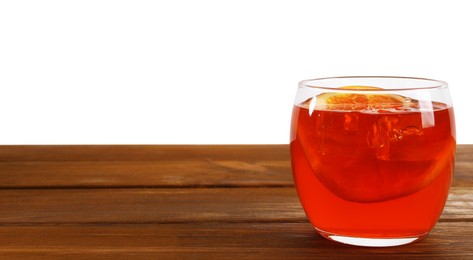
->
[6, 144, 467, 162]
[0, 187, 470, 224]
[0, 145, 290, 162]
[0, 160, 292, 188]
[0, 223, 471, 259]
[0, 188, 304, 224]
[0, 145, 471, 188]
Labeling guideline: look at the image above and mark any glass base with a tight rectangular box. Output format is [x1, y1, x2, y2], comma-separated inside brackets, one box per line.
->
[317, 229, 428, 247]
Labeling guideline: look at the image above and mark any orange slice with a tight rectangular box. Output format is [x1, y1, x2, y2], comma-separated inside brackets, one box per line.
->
[314, 86, 406, 111]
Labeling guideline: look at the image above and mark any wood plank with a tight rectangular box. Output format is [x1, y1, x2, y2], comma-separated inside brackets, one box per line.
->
[0, 222, 471, 259]
[0, 187, 305, 224]
[0, 187, 470, 224]
[0, 160, 469, 188]
[1, 159, 469, 188]
[0, 145, 290, 162]
[0, 160, 293, 188]
[0, 145, 471, 188]
[1, 144, 469, 163]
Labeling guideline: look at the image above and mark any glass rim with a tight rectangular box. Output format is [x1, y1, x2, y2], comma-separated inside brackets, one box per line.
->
[298, 76, 448, 92]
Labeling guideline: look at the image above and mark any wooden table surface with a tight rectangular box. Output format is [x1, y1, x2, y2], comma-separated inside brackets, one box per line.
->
[0, 145, 471, 259]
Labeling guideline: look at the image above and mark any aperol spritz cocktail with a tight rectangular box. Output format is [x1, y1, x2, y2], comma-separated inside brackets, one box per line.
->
[290, 77, 455, 247]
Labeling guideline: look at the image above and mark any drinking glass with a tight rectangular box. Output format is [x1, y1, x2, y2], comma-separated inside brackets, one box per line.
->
[290, 76, 455, 247]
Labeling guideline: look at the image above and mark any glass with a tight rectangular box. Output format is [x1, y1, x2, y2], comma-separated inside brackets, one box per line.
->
[290, 76, 456, 247]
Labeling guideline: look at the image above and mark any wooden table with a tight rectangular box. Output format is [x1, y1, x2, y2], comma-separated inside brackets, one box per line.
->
[0, 145, 471, 259]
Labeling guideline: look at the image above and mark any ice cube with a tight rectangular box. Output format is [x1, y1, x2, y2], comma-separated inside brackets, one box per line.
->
[367, 115, 402, 160]
[343, 113, 359, 132]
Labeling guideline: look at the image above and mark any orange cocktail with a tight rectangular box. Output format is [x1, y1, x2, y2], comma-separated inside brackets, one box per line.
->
[290, 77, 455, 247]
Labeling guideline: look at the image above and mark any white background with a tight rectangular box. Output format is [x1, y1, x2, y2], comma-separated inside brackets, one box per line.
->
[0, 0, 471, 144]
